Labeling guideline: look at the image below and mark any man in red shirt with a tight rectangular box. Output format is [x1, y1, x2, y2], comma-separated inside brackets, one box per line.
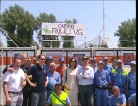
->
[56, 57, 67, 79]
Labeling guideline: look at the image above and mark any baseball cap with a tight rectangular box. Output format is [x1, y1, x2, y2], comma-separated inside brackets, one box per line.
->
[55, 82, 61, 86]
[98, 60, 104, 65]
[103, 57, 108, 61]
[130, 61, 136, 65]
[90, 58, 96, 63]
[46, 56, 53, 61]
[117, 59, 122, 64]
[59, 57, 65, 62]
[82, 56, 88, 60]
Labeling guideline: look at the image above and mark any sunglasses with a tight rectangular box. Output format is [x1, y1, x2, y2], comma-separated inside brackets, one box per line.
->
[71, 61, 75, 62]
[41, 58, 45, 60]
[131, 65, 136, 67]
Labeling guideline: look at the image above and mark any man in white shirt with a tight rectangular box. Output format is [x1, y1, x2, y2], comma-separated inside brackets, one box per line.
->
[3, 58, 26, 106]
[77, 56, 94, 106]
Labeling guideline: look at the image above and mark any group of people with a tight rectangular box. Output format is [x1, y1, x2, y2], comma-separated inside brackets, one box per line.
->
[2, 52, 136, 106]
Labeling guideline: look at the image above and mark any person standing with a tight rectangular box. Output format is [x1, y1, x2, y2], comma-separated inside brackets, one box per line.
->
[62, 57, 78, 106]
[47, 62, 61, 100]
[56, 57, 67, 79]
[126, 61, 136, 97]
[108, 86, 126, 106]
[22, 57, 32, 106]
[77, 56, 94, 106]
[111, 56, 117, 69]
[94, 60, 110, 106]
[90, 58, 97, 72]
[111, 59, 129, 94]
[3, 58, 26, 106]
[26, 54, 48, 106]
[45, 56, 53, 73]
[46, 82, 71, 106]
[103, 57, 113, 76]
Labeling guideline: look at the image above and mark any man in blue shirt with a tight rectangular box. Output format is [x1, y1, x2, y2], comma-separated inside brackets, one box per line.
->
[103, 57, 113, 76]
[108, 86, 126, 106]
[126, 61, 136, 97]
[111, 59, 129, 94]
[128, 93, 136, 106]
[94, 60, 110, 106]
[47, 62, 61, 100]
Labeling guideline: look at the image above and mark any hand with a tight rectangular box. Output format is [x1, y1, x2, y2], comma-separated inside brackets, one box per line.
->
[22, 81, 26, 87]
[28, 75, 32, 80]
[45, 81, 49, 87]
[65, 85, 70, 90]
[30, 83, 37, 88]
[7, 68, 14, 73]
[6, 97, 12, 104]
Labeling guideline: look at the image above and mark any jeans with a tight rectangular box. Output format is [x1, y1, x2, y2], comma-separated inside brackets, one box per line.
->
[31, 92, 46, 106]
[79, 84, 93, 106]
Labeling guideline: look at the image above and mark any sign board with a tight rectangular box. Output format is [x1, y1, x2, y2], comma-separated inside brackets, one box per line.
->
[41, 23, 86, 36]
[124, 53, 134, 65]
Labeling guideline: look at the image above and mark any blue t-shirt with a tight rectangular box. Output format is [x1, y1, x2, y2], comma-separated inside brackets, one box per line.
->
[94, 69, 110, 86]
[47, 71, 61, 90]
[128, 93, 136, 106]
[127, 71, 136, 89]
[111, 68, 127, 87]
[108, 93, 126, 106]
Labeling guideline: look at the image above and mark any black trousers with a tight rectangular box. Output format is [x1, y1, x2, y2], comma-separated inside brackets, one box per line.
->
[22, 90, 31, 106]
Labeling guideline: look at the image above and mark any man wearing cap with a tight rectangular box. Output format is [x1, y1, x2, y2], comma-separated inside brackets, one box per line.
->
[111, 59, 129, 94]
[45, 56, 53, 73]
[56, 57, 67, 79]
[94, 60, 110, 106]
[126, 61, 136, 97]
[103, 57, 113, 76]
[47, 82, 71, 106]
[77, 56, 94, 106]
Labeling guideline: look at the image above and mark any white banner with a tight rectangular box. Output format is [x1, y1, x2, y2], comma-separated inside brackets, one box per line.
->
[41, 23, 86, 36]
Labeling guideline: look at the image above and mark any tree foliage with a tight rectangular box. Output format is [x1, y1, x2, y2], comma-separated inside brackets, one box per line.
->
[61, 18, 77, 48]
[1, 4, 36, 47]
[36, 13, 60, 48]
[114, 18, 136, 47]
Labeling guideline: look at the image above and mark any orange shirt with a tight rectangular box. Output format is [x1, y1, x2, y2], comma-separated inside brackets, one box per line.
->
[56, 65, 66, 79]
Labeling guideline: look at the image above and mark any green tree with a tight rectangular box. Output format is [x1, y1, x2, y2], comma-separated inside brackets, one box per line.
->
[114, 18, 136, 47]
[1, 4, 36, 47]
[61, 18, 77, 48]
[36, 13, 60, 47]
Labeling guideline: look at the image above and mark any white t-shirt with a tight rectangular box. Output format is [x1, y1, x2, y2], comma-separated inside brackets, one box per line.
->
[3, 68, 25, 92]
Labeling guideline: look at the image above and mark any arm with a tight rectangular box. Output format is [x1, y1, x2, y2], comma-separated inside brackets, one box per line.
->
[61, 69, 66, 86]
[3, 65, 14, 74]
[3, 81, 12, 104]
[121, 94, 126, 106]
[46, 95, 52, 106]
[45, 76, 49, 87]
[85, 67, 94, 79]
[66, 96, 72, 106]
[76, 68, 84, 79]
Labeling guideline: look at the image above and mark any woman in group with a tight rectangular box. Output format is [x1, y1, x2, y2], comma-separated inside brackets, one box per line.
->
[62, 57, 79, 106]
